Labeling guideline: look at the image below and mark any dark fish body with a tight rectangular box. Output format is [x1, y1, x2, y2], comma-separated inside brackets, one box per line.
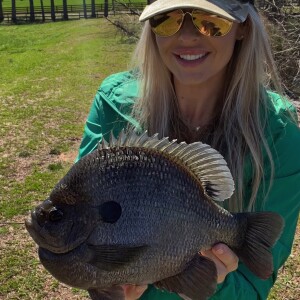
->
[25, 131, 284, 300]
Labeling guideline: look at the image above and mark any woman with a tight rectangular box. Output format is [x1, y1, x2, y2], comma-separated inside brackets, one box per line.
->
[76, 0, 300, 299]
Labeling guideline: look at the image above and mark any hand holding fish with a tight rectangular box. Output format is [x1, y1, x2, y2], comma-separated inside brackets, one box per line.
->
[201, 244, 239, 284]
[122, 284, 148, 300]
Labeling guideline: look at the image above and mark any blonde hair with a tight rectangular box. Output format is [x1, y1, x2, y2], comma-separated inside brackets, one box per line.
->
[130, 6, 286, 212]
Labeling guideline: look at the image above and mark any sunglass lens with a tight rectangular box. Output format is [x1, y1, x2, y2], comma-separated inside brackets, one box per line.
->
[150, 10, 183, 37]
[192, 10, 233, 37]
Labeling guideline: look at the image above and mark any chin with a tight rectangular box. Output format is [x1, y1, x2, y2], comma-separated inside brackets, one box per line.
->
[176, 75, 208, 87]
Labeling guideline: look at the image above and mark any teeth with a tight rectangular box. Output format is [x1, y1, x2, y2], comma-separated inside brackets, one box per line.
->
[179, 54, 205, 60]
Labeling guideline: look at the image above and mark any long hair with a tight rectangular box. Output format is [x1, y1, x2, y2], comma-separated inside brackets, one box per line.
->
[130, 6, 286, 212]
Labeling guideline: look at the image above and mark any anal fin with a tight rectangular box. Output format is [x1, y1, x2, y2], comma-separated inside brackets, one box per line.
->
[154, 254, 217, 300]
[88, 286, 125, 300]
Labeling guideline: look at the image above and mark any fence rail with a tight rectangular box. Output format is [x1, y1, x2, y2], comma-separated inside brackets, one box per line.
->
[0, 1, 299, 24]
[0, 2, 145, 23]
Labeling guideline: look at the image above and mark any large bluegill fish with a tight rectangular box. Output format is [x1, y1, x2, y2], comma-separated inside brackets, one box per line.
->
[25, 131, 283, 300]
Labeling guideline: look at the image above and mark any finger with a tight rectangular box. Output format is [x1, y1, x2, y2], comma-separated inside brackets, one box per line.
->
[211, 244, 239, 273]
[201, 249, 228, 283]
[122, 284, 148, 300]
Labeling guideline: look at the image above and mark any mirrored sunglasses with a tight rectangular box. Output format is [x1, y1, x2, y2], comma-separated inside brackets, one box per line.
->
[149, 9, 234, 37]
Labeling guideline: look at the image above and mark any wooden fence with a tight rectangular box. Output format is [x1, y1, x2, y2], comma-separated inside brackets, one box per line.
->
[0, 1, 146, 23]
[0, 0, 299, 24]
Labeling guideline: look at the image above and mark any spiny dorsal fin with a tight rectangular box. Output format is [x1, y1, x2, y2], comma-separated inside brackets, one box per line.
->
[98, 130, 234, 201]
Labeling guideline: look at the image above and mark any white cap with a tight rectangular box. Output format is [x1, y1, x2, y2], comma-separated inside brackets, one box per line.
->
[140, 0, 251, 23]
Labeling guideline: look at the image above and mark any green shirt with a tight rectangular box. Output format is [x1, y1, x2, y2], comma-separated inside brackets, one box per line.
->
[76, 71, 300, 300]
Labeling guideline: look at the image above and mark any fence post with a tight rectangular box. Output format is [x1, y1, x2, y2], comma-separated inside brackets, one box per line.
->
[0, 0, 4, 23]
[11, 0, 17, 23]
[104, 0, 108, 17]
[63, 0, 68, 20]
[50, 0, 56, 21]
[91, 0, 96, 18]
[112, 0, 115, 15]
[40, 0, 45, 22]
[83, 0, 87, 18]
[29, 0, 35, 22]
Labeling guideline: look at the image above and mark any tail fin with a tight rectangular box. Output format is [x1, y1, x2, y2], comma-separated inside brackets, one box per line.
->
[234, 212, 284, 280]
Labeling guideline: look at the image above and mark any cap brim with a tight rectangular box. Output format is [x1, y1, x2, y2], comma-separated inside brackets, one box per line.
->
[139, 0, 250, 23]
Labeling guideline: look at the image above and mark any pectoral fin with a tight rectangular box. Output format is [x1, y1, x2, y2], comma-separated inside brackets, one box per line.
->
[88, 286, 125, 300]
[87, 244, 148, 271]
[154, 254, 217, 300]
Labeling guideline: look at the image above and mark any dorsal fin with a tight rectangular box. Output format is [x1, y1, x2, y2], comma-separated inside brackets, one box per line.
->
[98, 130, 234, 201]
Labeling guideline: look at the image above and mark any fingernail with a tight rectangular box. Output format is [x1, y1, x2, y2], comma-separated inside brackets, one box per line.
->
[214, 245, 224, 255]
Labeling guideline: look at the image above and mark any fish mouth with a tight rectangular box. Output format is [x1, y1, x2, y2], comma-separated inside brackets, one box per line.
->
[25, 210, 43, 238]
[25, 211, 53, 249]
[25, 211, 41, 234]
[25, 210, 76, 254]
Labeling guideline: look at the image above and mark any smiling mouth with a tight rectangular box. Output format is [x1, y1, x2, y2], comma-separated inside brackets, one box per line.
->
[179, 53, 208, 61]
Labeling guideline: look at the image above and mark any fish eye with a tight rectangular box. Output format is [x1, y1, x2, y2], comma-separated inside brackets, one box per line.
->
[99, 201, 122, 224]
[49, 207, 64, 222]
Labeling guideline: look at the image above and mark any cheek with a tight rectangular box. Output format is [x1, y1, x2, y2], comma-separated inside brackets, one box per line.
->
[224, 23, 242, 48]
[215, 26, 239, 59]
[155, 36, 171, 62]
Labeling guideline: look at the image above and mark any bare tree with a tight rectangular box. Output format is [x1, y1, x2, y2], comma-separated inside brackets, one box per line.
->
[262, 3, 300, 98]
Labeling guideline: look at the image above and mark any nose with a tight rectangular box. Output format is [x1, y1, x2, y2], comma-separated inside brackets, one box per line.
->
[178, 14, 201, 42]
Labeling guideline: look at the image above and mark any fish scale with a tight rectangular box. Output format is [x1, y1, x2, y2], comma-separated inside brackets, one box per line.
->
[25, 130, 284, 300]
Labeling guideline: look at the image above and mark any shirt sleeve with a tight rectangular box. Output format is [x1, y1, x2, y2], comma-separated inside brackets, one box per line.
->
[75, 91, 104, 162]
[75, 72, 139, 162]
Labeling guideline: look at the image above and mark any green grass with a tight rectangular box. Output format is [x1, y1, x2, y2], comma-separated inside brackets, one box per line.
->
[0, 18, 138, 299]
[0, 18, 131, 230]
[0, 18, 137, 218]
[0, 17, 299, 300]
